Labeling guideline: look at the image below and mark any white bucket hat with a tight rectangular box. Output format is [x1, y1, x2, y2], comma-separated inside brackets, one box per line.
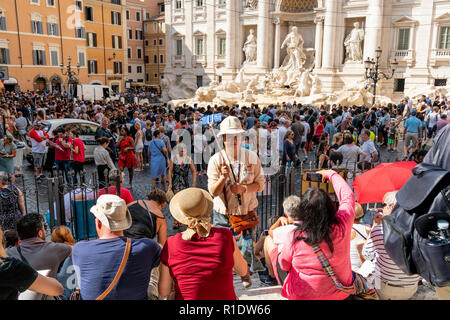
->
[217, 116, 245, 137]
[90, 194, 132, 232]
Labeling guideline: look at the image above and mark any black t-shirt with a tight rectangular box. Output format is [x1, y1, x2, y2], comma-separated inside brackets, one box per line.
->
[0, 257, 38, 300]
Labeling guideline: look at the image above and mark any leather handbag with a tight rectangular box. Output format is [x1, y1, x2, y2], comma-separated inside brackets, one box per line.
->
[228, 210, 259, 234]
[70, 238, 132, 300]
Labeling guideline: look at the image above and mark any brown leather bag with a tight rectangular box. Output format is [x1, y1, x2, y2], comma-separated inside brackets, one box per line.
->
[228, 211, 259, 234]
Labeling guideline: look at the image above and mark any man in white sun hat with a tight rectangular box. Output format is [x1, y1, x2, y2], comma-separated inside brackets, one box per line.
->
[72, 194, 161, 300]
[207, 116, 266, 289]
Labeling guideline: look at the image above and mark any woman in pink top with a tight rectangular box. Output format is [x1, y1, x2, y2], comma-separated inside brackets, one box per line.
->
[70, 129, 86, 185]
[278, 169, 355, 300]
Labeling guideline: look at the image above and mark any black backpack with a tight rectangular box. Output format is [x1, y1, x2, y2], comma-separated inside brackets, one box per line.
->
[383, 163, 450, 287]
[145, 128, 153, 141]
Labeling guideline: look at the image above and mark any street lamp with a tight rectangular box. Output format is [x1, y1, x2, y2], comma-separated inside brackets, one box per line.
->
[364, 47, 398, 106]
[60, 56, 80, 100]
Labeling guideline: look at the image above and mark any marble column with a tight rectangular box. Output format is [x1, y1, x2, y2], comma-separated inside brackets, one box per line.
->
[273, 18, 281, 69]
[226, 0, 237, 69]
[257, 0, 269, 69]
[184, 0, 193, 69]
[364, 0, 384, 62]
[314, 16, 324, 69]
[322, 0, 338, 69]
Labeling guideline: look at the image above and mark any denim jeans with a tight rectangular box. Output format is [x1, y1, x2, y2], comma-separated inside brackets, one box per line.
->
[55, 160, 71, 184]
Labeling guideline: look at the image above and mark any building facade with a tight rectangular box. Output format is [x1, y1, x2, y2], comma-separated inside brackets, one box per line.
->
[163, 0, 450, 101]
[144, 4, 166, 92]
[84, 0, 128, 92]
[126, 0, 151, 85]
[0, 0, 90, 92]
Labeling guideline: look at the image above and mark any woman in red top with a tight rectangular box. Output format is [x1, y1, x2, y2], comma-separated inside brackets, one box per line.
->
[159, 188, 248, 300]
[70, 129, 86, 185]
[312, 119, 325, 154]
[116, 126, 136, 188]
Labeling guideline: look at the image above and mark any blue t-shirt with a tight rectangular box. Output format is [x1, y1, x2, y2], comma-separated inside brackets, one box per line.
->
[245, 117, 255, 130]
[404, 116, 422, 133]
[259, 114, 271, 124]
[324, 123, 336, 144]
[149, 139, 166, 159]
[72, 237, 161, 300]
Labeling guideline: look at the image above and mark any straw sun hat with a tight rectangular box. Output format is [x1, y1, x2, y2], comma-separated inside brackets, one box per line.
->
[217, 116, 245, 137]
[169, 188, 214, 240]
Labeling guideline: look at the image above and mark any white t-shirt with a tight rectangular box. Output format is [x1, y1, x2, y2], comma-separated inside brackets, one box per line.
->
[350, 223, 371, 272]
[278, 126, 287, 152]
[426, 112, 440, 128]
[273, 224, 298, 254]
[361, 139, 377, 162]
[194, 134, 208, 153]
[301, 121, 310, 142]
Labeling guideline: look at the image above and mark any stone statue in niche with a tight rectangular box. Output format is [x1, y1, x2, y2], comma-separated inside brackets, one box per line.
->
[244, 0, 258, 9]
[280, 26, 306, 72]
[344, 22, 365, 62]
[277, 26, 307, 86]
[243, 29, 257, 64]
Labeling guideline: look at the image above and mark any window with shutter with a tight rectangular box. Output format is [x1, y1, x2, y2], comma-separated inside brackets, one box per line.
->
[118, 36, 122, 49]
[112, 35, 115, 48]
[0, 48, 10, 64]
[397, 28, 410, 50]
[176, 39, 182, 55]
[154, 55, 157, 63]
[137, 49, 141, 59]
[160, 55, 163, 63]
[50, 51, 58, 66]
[0, 16, 6, 31]
[78, 52, 85, 67]
[439, 26, 450, 49]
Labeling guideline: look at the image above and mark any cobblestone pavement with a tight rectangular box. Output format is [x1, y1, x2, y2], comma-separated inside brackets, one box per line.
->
[17, 138, 438, 300]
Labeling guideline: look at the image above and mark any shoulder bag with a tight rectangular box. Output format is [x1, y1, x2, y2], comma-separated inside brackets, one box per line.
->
[70, 237, 131, 300]
[309, 243, 378, 300]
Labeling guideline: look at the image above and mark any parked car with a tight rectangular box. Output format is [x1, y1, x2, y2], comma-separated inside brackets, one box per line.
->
[24, 119, 101, 165]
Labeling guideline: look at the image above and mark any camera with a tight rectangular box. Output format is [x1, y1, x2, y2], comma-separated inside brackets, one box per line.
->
[305, 172, 322, 182]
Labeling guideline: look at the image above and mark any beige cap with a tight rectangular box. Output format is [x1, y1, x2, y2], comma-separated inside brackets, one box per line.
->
[90, 194, 132, 231]
[217, 116, 245, 137]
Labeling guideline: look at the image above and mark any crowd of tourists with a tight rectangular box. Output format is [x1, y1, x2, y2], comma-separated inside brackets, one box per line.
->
[0, 89, 449, 300]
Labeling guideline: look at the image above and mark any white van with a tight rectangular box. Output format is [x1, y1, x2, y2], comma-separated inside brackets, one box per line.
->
[75, 84, 118, 102]
[24, 119, 101, 165]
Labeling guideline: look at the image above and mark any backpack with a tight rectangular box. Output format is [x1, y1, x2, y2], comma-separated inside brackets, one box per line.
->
[383, 163, 450, 287]
[145, 128, 153, 141]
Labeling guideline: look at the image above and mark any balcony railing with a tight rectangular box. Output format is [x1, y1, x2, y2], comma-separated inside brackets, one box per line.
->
[192, 54, 207, 66]
[172, 54, 185, 67]
[430, 48, 450, 66]
[391, 49, 415, 66]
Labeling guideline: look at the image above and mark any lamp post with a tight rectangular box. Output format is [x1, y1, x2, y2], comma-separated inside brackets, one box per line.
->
[364, 47, 398, 106]
[60, 56, 80, 100]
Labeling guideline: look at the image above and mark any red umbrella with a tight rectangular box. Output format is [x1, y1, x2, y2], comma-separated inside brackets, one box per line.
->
[352, 161, 417, 204]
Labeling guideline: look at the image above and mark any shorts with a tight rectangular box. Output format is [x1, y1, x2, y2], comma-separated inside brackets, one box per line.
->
[427, 126, 436, 139]
[33, 152, 45, 169]
[269, 248, 288, 285]
[0, 158, 15, 174]
[405, 132, 418, 148]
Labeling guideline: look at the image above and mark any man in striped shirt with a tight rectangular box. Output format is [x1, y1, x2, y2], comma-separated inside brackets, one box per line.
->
[362, 191, 421, 300]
